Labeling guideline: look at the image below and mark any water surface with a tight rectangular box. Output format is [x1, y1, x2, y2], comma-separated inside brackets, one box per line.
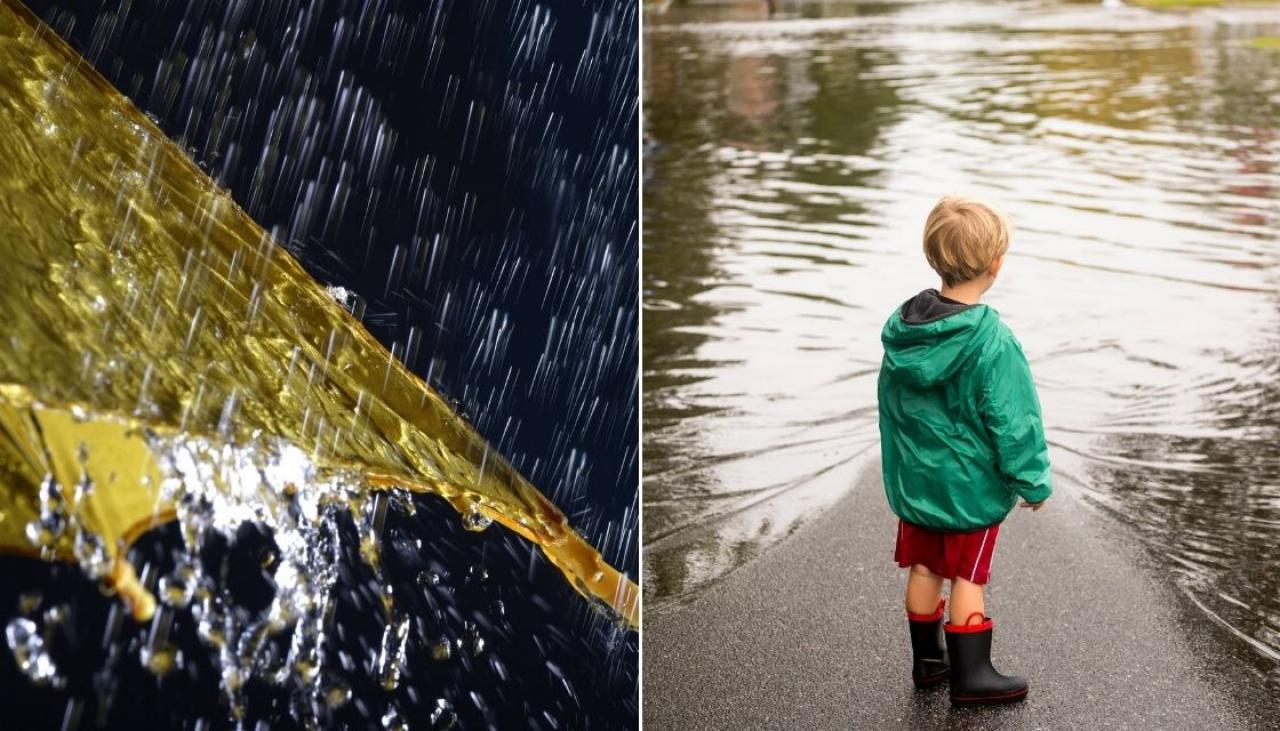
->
[643, 0, 1280, 686]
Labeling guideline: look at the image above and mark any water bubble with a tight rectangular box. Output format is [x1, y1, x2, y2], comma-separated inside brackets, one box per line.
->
[381, 703, 407, 731]
[71, 473, 94, 506]
[429, 698, 457, 729]
[463, 621, 485, 657]
[462, 505, 492, 532]
[140, 641, 181, 676]
[159, 560, 198, 608]
[141, 608, 182, 676]
[25, 511, 66, 549]
[195, 595, 227, 648]
[25, 475, 67, 549]
[5, 618, 65, 688]
[73, 528, 112, 579]
[430, 636, 452, 661]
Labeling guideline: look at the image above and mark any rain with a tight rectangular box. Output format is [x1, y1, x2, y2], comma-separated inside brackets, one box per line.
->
[0, 0, 639, 728]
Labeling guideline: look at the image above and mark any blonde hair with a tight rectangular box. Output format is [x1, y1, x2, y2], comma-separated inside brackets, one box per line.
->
[922, 196, 1011, 287]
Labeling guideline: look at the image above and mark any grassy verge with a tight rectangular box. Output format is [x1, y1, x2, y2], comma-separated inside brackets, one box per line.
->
[1246, 36, 1280, 50]
[1132, 0, 1280, 8]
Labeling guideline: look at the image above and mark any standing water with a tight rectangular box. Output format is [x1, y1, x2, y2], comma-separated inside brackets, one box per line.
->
[643, 0, 1280, 688]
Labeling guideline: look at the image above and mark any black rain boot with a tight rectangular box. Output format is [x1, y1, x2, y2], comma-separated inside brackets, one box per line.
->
[944, 613, 1028, 705]
[907, 599, 949, 688]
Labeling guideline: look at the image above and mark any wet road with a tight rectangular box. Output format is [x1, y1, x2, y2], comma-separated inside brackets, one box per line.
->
[644, 458, 1280, 729]
[643, 0, 1280, 684]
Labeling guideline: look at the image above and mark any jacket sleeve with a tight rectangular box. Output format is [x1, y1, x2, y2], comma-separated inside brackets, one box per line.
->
[977, 336, 1052, 504]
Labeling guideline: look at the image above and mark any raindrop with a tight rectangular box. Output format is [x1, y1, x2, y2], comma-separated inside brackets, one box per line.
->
[5, 618, 65, 688]
[24, 511, 66, 549]
[376, 614, 410, 690]
[461, 504, 492, 532]
[429, 698, 457, 729]
[381, 703, 407, 731]
[195, 595, 227, 648]
[73, 528, 112, 579]
[141, 608, 182, 676]
[158, 560, 198, 608]
[430, 636, 452, 661]
[24, 475, 67, 550]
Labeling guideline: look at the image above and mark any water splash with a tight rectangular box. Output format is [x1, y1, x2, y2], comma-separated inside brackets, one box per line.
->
[0, 0, 636, 631]
[5, 616, 65, 688]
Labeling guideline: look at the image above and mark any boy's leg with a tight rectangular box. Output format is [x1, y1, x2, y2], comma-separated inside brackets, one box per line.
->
[949, 576, 985, 623]
[944, 574, 1027, 704]
[905, 563, 949, 688]
[905, 563, 944, 615]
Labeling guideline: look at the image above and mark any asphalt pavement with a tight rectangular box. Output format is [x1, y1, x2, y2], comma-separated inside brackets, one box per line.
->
[643, 457, 1279, 730]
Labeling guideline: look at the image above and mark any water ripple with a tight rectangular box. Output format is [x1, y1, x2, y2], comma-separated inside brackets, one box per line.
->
[644, 0, 1280, 686]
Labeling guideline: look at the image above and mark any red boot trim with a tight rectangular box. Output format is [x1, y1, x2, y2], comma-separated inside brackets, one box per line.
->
[944, 613, 993, 634]
[951, 686, 1028, 705]
[907, 598, 945, 623]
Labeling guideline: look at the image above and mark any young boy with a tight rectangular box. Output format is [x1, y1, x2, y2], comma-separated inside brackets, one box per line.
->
[877, 195, 1052, 705]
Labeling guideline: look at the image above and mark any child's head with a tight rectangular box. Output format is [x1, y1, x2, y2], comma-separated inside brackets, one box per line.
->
[922, 195, 1010, 287]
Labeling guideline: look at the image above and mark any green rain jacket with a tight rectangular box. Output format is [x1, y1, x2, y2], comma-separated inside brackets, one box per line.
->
[878, 289, 1052, 531]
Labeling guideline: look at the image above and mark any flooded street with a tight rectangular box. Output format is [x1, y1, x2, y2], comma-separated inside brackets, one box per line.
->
[642, 0, 1280, 686]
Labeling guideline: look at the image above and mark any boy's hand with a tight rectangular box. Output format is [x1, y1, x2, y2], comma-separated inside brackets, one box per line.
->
[1019, 500, 1045, 512]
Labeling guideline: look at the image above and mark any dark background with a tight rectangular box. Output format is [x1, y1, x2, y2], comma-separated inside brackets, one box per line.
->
[1, 0, 638, 727]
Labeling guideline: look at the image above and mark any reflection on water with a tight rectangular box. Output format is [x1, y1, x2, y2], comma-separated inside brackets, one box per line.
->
[643, 0, 1280, 684]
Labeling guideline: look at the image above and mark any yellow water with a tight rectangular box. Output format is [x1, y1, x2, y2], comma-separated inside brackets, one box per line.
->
[0, 0, 636, 628]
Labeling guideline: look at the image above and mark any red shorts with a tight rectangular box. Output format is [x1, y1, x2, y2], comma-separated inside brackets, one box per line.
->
[894, 519, 1001, 585]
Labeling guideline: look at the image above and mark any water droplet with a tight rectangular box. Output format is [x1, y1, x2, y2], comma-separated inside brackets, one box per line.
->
[5, 618, 64, 688]
[159, 560, 198, 608]
[140, 642, 181, 676]
[432, 696, 463, 731]
[73, 528, 112, 579]
[141, 608, 181, 676]
[25, 475, 67, 549]
[463, 620, 485, 657]
[430, 636, 452, 661]
[381, 703, 408, 731]
[462, 505, 492, 532]
[376, 615, 410, 690]
[429, 698, 457, 729]
[25, 512, 66, 549]
[195, 595, 226, 648]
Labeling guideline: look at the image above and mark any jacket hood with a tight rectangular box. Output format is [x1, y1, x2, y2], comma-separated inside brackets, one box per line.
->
[880, 290, 998, 388]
